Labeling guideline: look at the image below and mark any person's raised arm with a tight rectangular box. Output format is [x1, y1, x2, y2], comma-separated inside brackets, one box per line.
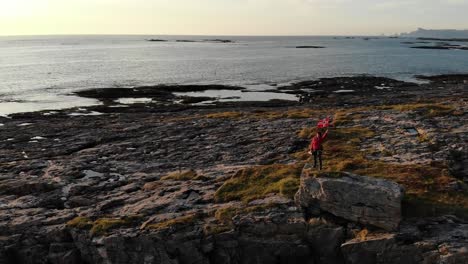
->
[322, 129, 329, 140]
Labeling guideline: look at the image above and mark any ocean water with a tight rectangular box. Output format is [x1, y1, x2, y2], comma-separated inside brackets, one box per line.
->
[1, 35, 468, 115]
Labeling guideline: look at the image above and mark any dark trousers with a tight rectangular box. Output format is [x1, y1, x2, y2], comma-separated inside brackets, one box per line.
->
[313, 150, 323, 170]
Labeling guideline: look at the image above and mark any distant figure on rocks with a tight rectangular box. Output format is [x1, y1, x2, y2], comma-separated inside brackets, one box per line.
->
[309, 129, 329, 170]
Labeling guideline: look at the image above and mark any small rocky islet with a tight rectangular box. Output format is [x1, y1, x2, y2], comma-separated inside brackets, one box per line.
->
[0, 75, 467, 263]
[146, 39, 235, 44]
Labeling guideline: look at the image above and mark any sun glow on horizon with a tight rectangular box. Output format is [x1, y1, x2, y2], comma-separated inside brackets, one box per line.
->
[1, 0, 468, 36]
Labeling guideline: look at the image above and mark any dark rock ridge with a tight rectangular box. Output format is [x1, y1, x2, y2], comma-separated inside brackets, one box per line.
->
[276, 76, 418, 104]
[146, 39, 234, 43]
[415, 74, 468, 84]
[147, 39, 168, 42]
[295, 46, 326, 49]
[203, 39, 234, 43]
[74, 84, 245, 104]
[411, 45, 468, 51]
[401, 41, 431, 44]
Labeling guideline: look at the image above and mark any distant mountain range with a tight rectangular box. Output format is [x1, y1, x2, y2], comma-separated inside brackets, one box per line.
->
[401, 28, 468, 38]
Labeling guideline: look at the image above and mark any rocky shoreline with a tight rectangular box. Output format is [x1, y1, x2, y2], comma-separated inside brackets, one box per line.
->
[0, 75, 467, 263]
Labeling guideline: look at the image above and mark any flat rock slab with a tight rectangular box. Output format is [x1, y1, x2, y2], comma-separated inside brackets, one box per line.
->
[295, 164, 404, 231]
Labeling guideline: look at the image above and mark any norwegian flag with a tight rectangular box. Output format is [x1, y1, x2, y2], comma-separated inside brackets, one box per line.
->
[317, 117, 332, 128]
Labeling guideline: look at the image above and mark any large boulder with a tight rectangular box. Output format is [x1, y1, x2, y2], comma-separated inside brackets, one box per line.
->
[295, 164, 404, 231]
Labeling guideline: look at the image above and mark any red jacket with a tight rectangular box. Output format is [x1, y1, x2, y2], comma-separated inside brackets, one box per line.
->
[310, 131, 328, 151]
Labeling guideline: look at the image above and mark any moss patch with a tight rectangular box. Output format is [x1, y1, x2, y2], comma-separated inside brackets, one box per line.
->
[67, 216, 142, 236]
[146, 214, 201, 230]
[66, 217, 93, 229]
[90, 218, 131, 236]
[214, 164, 303, 203]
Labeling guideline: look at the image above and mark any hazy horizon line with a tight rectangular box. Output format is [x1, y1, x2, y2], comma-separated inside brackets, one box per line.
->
[0, 33, 400, 38]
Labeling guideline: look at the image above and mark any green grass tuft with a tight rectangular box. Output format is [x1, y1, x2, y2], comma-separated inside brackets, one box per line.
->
[214, 164, 303, 203]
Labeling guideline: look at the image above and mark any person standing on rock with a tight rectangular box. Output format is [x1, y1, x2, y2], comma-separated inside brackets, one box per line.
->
[309, 129, 329, 170]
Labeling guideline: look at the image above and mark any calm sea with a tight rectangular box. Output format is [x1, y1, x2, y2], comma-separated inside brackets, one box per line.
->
[1, 35, 468, 115]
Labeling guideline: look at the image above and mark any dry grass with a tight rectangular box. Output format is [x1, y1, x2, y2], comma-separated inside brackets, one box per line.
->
[385, 103, 455, 116]
[161, 169, 208, 181]
[167, 103, 457, 124]
[142, 181, 162, 191]
[332, 102, 456, 120]
[297, 127, 314, 139]
[215, 207, 239, 224]
[248, 108, 325, 120]
[205, 112, 244, 119]
[203, 108, 326, 120]
[214, 164, 303, 203]
[354, 229, 369, 241]
[417, 129, 431, 143]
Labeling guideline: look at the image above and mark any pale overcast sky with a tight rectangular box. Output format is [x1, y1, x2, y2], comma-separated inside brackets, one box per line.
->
[1, 0, 467, 36]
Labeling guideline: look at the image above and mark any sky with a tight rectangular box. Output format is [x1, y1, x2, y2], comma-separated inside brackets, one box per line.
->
[1, 0, 468, 36]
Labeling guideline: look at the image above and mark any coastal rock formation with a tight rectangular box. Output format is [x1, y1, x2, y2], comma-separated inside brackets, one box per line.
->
[341, 216, 468, 264]
[0, 76, 467, 263]
[295, 165, 404, 231]
[1, 170, 467, 264]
